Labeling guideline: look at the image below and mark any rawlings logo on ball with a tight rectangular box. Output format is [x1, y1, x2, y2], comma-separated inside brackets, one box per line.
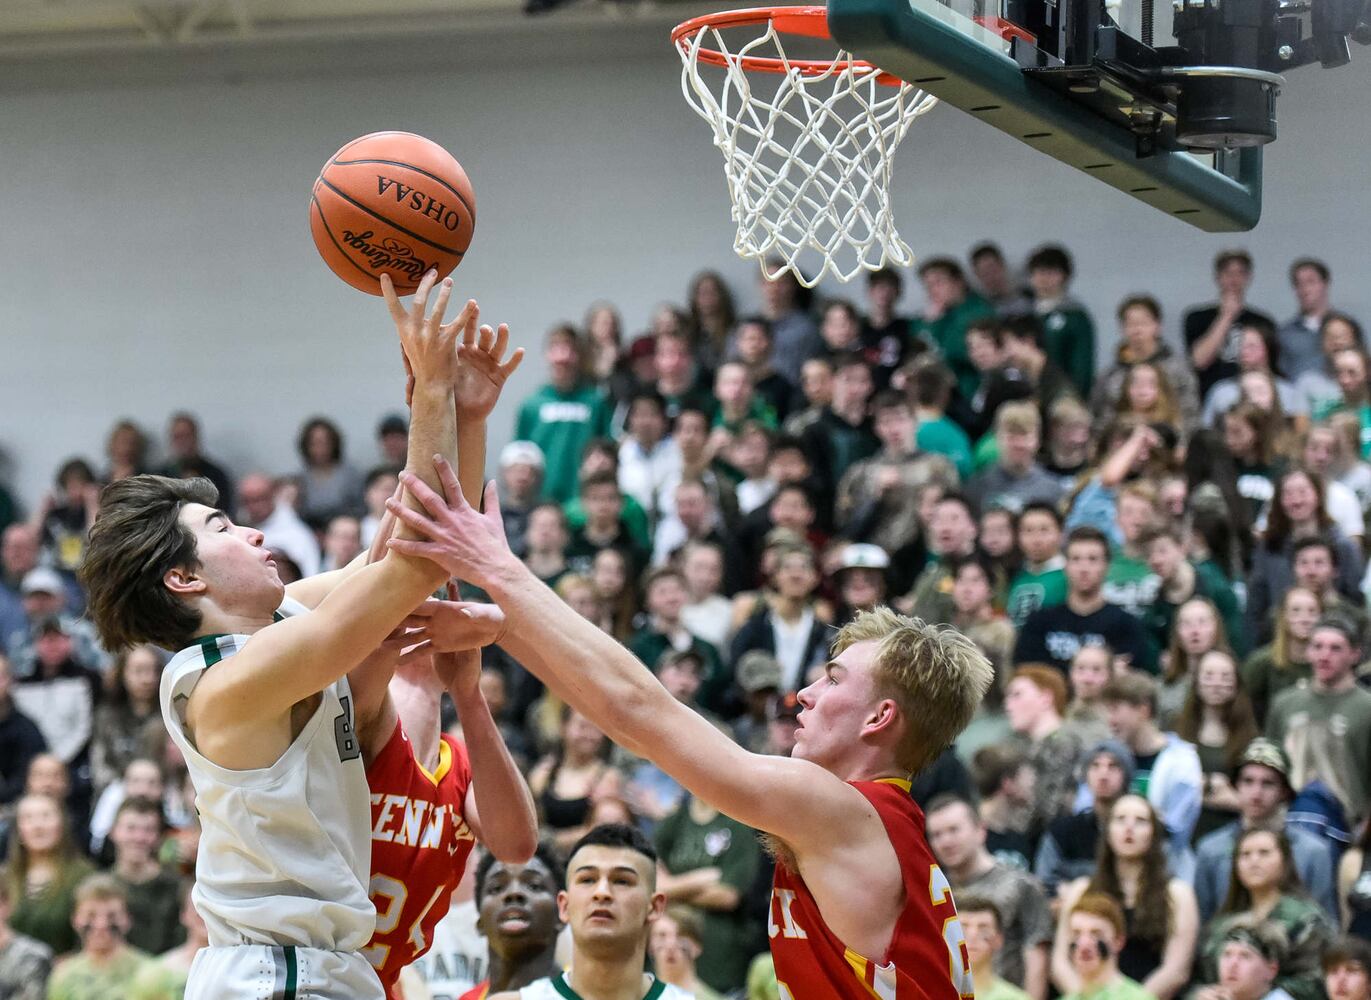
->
[340, 229, 434, 278]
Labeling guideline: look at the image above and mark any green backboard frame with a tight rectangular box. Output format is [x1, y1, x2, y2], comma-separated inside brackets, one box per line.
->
[826, 0, 1264, 230]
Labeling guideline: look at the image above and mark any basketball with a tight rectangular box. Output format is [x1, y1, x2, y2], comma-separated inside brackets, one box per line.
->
[310, 131, 476, 296]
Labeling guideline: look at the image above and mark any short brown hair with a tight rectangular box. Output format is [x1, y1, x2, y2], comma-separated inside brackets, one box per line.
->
[1102, 672, 1158, 716]
[74, 872, 129, 909]
[973, 743, 1029, 799]
[1011, 665, 1069, 715]
[831, 608, 993, 776]
[80, 475, 219, 650]
[1071, 891, 1127, 939]
[955, 893, 1004, 931]
[1323, 937, 1371, 973]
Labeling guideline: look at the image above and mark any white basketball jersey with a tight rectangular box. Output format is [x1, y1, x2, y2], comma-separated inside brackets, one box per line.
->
[519, 973, 693, 999]
[160, 596, 376, 953]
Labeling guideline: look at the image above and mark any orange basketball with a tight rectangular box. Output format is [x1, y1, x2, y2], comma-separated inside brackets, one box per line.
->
[310, 131, 476, 296]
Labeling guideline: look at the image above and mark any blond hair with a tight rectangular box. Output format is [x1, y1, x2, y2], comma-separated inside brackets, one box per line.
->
[995, 401, 1041, 436]
[832, 608, 993, 775]
[74, 872, 128, 908]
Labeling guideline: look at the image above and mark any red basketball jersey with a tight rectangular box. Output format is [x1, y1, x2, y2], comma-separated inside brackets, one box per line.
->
[768, 778, 975, 1000]
[364, 720, 477, 999]
[457, 982, 489, 1000]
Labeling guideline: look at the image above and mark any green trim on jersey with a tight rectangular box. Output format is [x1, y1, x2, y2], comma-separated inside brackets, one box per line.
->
[198, 635, 228, 667]
[284, 945, 297, 999]
[551, 974, 667, 1000]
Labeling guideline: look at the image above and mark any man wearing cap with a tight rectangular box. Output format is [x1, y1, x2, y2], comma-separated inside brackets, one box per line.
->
[6, 568, 107, 678]
[1035, 741, 1134, 899]
[10, 617, 99, 772]
[495, 440, 545, 558]
[732, 651, 783, 754]
[1194, 739, 1338, 922]
[830, 543, 890, 626]
[1267, 616, 1371, 822]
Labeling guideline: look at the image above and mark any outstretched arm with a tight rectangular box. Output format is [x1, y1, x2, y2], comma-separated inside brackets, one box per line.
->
[436, 647, 538, 863]
[385, 459, 906, 957]
[189, 274, 458, 760]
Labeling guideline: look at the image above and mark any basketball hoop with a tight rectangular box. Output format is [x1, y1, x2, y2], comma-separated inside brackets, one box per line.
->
[672, 6, 937, 288]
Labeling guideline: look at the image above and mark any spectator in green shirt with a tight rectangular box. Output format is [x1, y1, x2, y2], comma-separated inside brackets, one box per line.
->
[1058, 892, 1157, 1000]
[1008, 502, 1068, 629]
[6, 792, 94, 956]
[515, 324, 612, 504]
[655, 795, 762, 994]
[1026, 245, 1097, 399]
[912, 257, 995, 401]
[961, 894, 1034, 1000]
[46, 874, 149, 1000]
[909, 358, 974, 480]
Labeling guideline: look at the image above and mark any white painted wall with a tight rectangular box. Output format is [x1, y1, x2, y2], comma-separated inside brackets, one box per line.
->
[0, 21, 1368, 507]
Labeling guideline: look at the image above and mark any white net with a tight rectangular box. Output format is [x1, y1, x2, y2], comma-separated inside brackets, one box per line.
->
[676, 11, 938, 288]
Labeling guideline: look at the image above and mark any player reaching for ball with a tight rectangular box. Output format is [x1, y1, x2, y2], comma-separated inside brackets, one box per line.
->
[353, 311, 538, 1000]
[78, 271, 479, 1000]
[383, 458, 995, 1000]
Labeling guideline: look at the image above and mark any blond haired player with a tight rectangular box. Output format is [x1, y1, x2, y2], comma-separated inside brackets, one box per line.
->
[79, 272, 494, 999]
[384, 459, 995, 1000]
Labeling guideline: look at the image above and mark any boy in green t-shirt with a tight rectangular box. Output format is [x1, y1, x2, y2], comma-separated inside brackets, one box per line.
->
[514, 325, 612, 503]
[1059, 893, 1154, 1000]
[47, 874, 149, 1000]
[1007, 502, 1068, 629]
[960, 895, 1033, 1000]
[1026, 245, 1096, 400]
[1102, 483, 1160, 618]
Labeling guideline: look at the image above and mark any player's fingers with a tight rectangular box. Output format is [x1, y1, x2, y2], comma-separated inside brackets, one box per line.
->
[462, 299, 480, 347]
[396, 640, 434, 665]
[386, 536, 439, 559]
[477, 323, 495, 354]
[383, 496, 438, 534]
[398, 465, 457, 517]
[381, 274, 406, 325]
[499, 346, 525, 379]
[433, 456, 465, 507]
[427, 277, 454, 331]
[409, 269, 437, 320]
[491, 323, 509, 361]
[480, 480, 506, 536]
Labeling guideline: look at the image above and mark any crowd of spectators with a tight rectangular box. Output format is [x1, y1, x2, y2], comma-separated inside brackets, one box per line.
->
[3, 244, 1371, 999]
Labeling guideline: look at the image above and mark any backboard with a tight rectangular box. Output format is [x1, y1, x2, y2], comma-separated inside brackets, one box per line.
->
[826, 0, 1267, 230]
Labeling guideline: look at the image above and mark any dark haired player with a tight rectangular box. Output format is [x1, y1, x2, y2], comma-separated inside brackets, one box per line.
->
[459, 844, 565, 1000]
[490, 825, 692, 1000]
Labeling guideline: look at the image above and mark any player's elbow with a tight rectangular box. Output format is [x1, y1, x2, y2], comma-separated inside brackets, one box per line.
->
[488, 828, 538, 864]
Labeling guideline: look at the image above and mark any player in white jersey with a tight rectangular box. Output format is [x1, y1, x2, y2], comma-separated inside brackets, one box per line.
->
[491, 824, 693, 1000]
[79, 272, 489, 999]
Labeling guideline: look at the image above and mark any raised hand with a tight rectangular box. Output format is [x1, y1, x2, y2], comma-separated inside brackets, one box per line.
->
[380, 271, 468, 390]
[384, 456, 516, 587]
[453, 318, 524, 425]
[394, 597, 508, 656]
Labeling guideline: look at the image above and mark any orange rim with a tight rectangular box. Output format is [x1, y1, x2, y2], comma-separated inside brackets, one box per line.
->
[672, 5, 904, 86]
